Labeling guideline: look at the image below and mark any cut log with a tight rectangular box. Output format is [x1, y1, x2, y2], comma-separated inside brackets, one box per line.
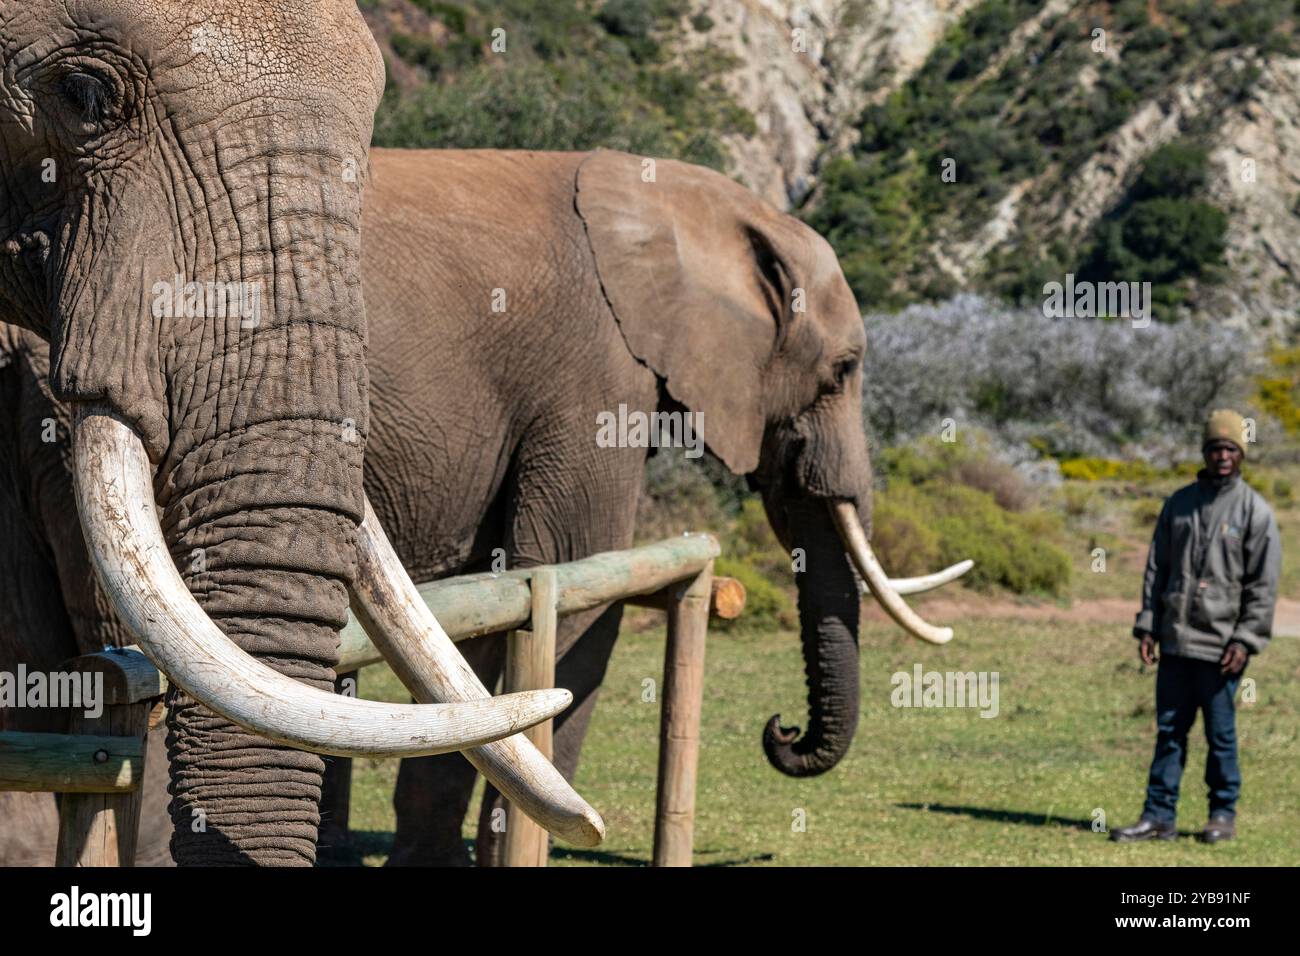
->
[629, 576, 745, 620]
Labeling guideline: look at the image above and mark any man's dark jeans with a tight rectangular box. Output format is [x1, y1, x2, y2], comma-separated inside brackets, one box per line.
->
[1143, 653, 1244, 824]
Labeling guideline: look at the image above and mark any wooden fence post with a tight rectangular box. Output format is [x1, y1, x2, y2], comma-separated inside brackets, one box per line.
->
[55, 647, 165, 867]
[503, 568, 558, 867]
[653, 560, 713, 867]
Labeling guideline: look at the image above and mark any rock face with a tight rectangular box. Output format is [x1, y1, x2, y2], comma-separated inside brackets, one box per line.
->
[1202, 56, 1300, 335]
[681, 0, 979, 208]
[685, 3, 1300, 332]
[1010, 51, 1300, 334]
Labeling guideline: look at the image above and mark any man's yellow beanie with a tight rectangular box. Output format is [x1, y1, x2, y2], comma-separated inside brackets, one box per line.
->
[1203, 409, 1248, 456]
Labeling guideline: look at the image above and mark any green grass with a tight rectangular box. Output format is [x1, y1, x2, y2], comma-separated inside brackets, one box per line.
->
[340, 458, 1300, 866]
[347, 614, 1300, 866]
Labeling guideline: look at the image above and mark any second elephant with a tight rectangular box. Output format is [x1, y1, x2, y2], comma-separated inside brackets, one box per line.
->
[363, 148, 959, 865]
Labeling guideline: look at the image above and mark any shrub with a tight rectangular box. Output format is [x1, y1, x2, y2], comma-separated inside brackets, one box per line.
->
[924, 484, 1071, 595]
[951, 455, 1033, 511]
[1132, 141, 1210, 201]
[880, 435, 1033, 510]
[877, 439, 1071, 595]
[723, 498, 791, 580]
[408, 1, 471, 33]
[870, 484, 944, 577]
[727, 497, 774, 552]
[690, 12, 714, 32]
[1061, 483, 1103, 520]
[1255, 346, 1300, 436]
[1076, 139, 1229, 317]
[863, 295, 1253, 462]
[637, 449, 748, 542]
[1058, 457, 1160, 482]
[1272, 477, 1293, 505]
[371, 1, 753, 172]
[1117, 197, 1227, 282]
[1131, 496, 1166, 529]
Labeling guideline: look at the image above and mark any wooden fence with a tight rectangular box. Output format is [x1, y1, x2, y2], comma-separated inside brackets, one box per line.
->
[0, 533, 744, 867]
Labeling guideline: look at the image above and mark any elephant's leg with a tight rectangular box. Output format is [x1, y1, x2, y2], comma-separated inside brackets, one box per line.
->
[0, 493, 75, 865]
[0, 504, 175, 863]
[386, 630, 508, 867]
[471, 416, 648, 866]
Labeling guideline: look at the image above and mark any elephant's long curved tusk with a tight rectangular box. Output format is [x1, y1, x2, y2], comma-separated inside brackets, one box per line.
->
[71, 404, 572, 759]
[829, 500, 954, 645]
[349, 496, 606, 849]
[873, 559, 974, 595]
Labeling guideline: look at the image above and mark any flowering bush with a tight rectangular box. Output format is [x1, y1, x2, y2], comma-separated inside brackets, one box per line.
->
[862, 294, 1253, 463]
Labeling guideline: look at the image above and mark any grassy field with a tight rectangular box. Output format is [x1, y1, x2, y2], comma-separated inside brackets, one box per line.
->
[337, 463, 1300, 866]
[345, 612, 1300, 866]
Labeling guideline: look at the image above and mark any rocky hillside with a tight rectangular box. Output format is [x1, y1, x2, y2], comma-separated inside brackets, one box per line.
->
[671, 1, 982, 206]
[360, 0, 978, 203]
[359, 0, 1300, 334]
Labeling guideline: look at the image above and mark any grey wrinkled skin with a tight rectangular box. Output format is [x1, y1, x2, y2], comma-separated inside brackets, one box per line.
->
[0, 1, 385, 866]
[0, 322, 171, 865]
[2, 146, 876, 865]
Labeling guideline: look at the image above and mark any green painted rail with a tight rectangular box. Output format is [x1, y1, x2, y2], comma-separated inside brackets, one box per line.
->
[338, 533, 720, 672]
[0, 535, 722, 797]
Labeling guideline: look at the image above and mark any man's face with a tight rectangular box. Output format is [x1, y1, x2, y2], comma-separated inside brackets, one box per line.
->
[1203, 440, 1244, 478]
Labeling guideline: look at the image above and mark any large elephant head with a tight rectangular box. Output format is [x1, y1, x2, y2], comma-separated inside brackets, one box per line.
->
[577, 150, 963, 777]
[0, 0, 596, 865]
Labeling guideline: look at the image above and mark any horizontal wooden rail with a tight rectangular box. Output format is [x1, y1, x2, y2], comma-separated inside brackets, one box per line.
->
[338, 533, 722, 672]
[0, 731, 144, 794]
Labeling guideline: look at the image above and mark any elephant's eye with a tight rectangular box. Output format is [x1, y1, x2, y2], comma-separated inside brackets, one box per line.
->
[60, 71, 118, 126]
[832, 357, 857, 387]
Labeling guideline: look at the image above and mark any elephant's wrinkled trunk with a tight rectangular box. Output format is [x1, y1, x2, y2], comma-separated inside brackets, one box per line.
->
[159, 350, 366, 864]
[158, 439, 362, 866]
[150, 148, 369, 865]
[763, 497, 860, 778]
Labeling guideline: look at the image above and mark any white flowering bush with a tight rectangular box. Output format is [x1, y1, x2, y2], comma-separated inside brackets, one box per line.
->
[863, 294, 1254, 463]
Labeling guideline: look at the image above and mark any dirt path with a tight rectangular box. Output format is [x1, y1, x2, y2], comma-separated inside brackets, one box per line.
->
[863, 596, 1300, 637]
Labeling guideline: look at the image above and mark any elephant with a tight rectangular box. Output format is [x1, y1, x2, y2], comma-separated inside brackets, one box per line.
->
[0, 2, 599, 867]
[1, 142, 962, 864]
[361, 148, 959, 865]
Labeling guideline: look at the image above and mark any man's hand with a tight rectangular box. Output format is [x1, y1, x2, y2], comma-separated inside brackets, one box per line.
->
[1220, 642, 1249, 676]
[1137, 633, 1158, 666]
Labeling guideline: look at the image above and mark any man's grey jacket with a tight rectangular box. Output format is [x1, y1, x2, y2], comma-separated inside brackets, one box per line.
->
[1135, 471, 1281, 662]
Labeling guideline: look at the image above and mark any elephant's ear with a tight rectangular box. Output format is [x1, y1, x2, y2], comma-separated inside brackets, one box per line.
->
[575, 149, 823, 475]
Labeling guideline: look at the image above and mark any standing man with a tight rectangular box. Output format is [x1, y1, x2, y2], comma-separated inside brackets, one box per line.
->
[1111, 409, 1281, 844]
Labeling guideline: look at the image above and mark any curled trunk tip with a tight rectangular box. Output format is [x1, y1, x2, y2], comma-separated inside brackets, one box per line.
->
[762, 713, 852, 778]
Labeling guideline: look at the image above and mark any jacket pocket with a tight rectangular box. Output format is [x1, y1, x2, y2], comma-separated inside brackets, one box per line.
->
[1189, 581, 1241, 641]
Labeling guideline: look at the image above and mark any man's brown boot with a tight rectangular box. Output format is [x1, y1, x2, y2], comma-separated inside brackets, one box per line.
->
[1201, 814, 1236, 844]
